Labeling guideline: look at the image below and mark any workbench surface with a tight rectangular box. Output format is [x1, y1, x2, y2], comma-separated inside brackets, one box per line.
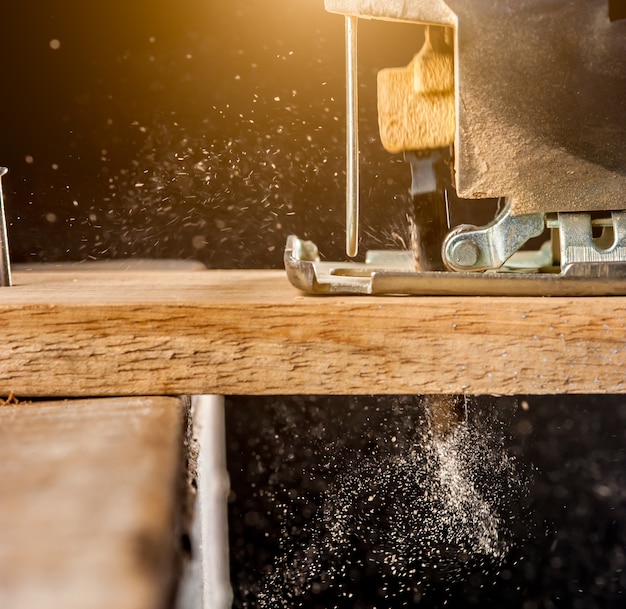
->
[0, 396, 186, 609]
[1, 268, 624, 396]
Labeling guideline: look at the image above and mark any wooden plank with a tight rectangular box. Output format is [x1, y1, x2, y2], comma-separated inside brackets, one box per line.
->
[0, 268, 625, 395]
[0, 396, 186, 609]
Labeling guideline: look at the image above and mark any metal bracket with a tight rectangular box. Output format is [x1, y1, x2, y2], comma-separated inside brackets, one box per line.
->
[442, 201, 545, 272]
[556, 211, 626, 268]
[284, 235, 626, 296]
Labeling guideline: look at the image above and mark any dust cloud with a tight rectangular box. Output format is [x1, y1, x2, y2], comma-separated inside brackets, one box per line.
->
[227, 396, 530, 608]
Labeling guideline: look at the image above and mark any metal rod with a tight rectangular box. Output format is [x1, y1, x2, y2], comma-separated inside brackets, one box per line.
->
[0, 167, 12, 287]
[345, 15, 359, 258]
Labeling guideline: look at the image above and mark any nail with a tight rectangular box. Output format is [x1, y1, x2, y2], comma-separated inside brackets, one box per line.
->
[0, 167, 12, 287]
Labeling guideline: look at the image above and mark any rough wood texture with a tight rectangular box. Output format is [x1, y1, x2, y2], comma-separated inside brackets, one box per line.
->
[0, 396, 185, 609]
[1, 269, 625, 396]
[377, 34, 455, 152]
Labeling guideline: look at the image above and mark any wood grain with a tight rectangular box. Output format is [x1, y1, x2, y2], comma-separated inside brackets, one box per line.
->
[1, 268, 625, 396]
[0, 396, 186, 609]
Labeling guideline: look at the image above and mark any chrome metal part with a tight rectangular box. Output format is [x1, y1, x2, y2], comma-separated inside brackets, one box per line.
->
[442, 201, 545, 272]
[0, 167, 12, 287]
[407, 150, 439, 197]
[284, 235, 626, 296]
[557, 212, 626, 269]
[345, 14, 359, 258]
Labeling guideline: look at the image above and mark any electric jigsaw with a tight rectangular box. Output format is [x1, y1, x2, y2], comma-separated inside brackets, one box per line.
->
[285, 0, 626, 295]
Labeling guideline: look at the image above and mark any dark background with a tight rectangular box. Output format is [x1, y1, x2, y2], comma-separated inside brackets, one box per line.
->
[0, 0, 427, 267]
[1, 3, 624, 608]
[227, 395, 626, 609]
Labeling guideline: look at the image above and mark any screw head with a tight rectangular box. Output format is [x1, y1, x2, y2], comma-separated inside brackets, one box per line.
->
[450, 240, 480, 267]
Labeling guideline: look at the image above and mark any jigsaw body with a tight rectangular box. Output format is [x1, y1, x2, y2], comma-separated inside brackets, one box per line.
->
[286, 0, 626, 295]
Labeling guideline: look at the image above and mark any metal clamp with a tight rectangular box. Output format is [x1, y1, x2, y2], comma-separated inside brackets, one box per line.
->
[442, 200, 545, 272]
[557, 211, 626, 268]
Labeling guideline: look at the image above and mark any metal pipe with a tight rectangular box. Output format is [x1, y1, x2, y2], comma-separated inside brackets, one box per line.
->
[0, 167, 12, 287]
[345, 15, 359, 258]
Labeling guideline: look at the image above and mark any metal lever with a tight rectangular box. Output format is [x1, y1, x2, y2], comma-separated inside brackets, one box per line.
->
[442, 201, 545, 272]
[0, 167, 11, 286]
[345, 15, 359, 258]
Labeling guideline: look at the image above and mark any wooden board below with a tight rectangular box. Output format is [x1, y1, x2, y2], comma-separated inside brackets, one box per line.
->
[0, 268, 625, 396]
[0, 396, 185, 609]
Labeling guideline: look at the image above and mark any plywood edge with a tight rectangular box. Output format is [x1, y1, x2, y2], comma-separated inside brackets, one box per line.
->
[0, 270, 624, 396]
[0, 396, 189, 609]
